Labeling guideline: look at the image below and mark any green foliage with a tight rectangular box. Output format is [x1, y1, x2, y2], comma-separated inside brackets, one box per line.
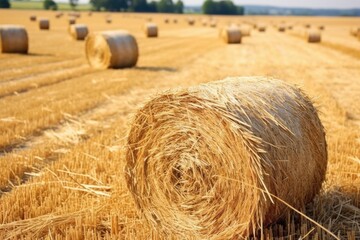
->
[44, 0, 58, 10]
[0, 0, 10, 8]
[202, 0, 244, 15]
[174, 0, 183, 13]
[157, 0, 174, 13]
[69, 0, 78, 10]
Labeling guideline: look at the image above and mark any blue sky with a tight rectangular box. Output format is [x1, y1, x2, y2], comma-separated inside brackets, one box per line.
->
[183, 0, 360, 9]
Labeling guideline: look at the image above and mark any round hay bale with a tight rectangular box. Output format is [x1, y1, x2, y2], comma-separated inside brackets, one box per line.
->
[318, 25, 325, 31]
[125, 77, 327, 239]
[55, 12, 63, 18]
[164, 18, 169, 24]
[307, 30, 321, 43]
[69, 24, 88, 40]
[68, 17, 76, 25]
[39, 18, 50, 30]
[188, 18, 195, 26]
[144, 23, 158, 38]
[0, 25, 28, 54]
[202, 19, 208, 26]
[209, 21, 217, 28]
[278, 25, 286, 32]
[287, 25, 293, 30]
[30, 15, 36, 21]
[240, 25, 251, 37]
[85, 31, 138, 69]
[221, 27, 241, 44]
[173, 19, 178, 24]
[305, 24, 311, 28]
[106, 18, 112, 24]
[88, 11, 93, 16]
[258, 24, 266, 32]
[350, 27, 360, 37]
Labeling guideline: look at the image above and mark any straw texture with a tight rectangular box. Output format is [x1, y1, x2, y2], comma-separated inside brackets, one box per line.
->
[69, 24, 88, 40]
[39, 18, 50, 30]
[0, 25, 28, 54]
[221, 27, 241, 44]
[308, 30, 321, 43]
[240, 25, 251, 36]
[85, 30, 138, 69]
[144, 23, 158, 38]
[125, 77, 328, 239]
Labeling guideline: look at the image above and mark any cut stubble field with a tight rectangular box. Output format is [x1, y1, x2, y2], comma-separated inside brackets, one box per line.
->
[0, 9, 359, 239]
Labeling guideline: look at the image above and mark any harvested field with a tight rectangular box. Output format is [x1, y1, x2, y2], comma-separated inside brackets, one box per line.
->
[0, 9, 359, 239]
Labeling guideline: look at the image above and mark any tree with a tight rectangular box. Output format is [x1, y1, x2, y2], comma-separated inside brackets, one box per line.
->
[202, 0, 243, 15]
[0, 0, 10, 8]
[44, 0, 58, 10]
[69, 0, 78, 10]
[157, 0, 174, 13]
[90, 0, 106, 11]
[174, 0, 183, 13]
[147, 1, 157, 12]
[131, 0, 148, 12]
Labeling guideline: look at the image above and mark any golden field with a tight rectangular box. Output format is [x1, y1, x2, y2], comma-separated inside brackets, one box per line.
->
[0, 9, 359, 239]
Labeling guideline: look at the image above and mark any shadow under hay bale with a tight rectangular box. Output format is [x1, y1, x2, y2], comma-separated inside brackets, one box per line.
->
[0, 25, 28, 54]
[85, 31, 138, 69]
[125, 77, 327, 239]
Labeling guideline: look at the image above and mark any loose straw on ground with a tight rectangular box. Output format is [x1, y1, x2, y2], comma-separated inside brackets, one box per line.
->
[125, 76, 328, 239]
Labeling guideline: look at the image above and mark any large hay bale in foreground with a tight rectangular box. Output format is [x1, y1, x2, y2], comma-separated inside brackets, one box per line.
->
[39, 18, 50, 30]
[307, 30, 321, 43]
[0, 25, 28, 54]
[144, 23, 158, 38]
[69, 24, 88, 40]
[221, 27, 241, 44]
[85, 31, 138, 69]
[125, 77, 327, 239]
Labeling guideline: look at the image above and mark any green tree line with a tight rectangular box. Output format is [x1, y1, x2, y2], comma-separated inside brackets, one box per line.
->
[203, 0, 244, 15]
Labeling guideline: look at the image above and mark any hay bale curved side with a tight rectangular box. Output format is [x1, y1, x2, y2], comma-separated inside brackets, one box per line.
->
[144, 23, 158, 38]
[0, 25, 28, 54]
[85, 31, 138, 69]
[39, 18, 50, 30]
[69, 24, 88, 40]
[308, 30, 321, 43]
[221, 27, 241, 44]
[125, 77, 327, 239]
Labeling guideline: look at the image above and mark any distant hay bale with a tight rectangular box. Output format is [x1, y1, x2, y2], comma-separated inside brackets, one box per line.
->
[258, 24, 266, 32]
[350, 27, 360, 37]
[305, 24, 311, 28]
[164, 18, 169, 24]
[144, 23, 158, 38]
[30, 15, 36, 21]
[39, 18, 50, 30]
[188, 18, 195, 26]
[307, 30, 321, 43]
[0, 25, 28, 54]
[85, 31, 138, 69]
[318, 25, 325, 30]
[209, 21, 217, 28]
[221, 26, 241, 44]
[68, 17, 76, 25]
[125, 76, 327, 239]
[69, 24, 88, 40]
[239, 25, 251, 37]
[278, 25, 286, 32]
[202, 19, 208, 26]
[106, 17, 112, 24]
[55, 12, 63, 18]
[173, 19, 178, 24]
[88, 11, 92, 16]
[287, 25, 293, 30]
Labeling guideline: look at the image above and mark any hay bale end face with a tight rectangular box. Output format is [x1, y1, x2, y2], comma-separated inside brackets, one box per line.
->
[0, 25, 28, 54]
[125, 77, 327, 239]
[30, 15, 36, 21]
[308, 30, 321, 43]
[39, 18, 50, 30]
[221, 27, 241, 44]
[144, 23, 158, 38]
[85, 31, 138, 69]
[69, 24, 88, 40]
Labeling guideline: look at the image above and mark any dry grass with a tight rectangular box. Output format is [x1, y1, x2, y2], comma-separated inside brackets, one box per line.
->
[0, 10, 359, 239]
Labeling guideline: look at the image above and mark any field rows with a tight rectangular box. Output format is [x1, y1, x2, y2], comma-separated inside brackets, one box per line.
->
[0, 9, 360, 239]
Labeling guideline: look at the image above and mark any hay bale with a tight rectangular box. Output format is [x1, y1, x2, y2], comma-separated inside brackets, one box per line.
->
[85, 31, 138, 69]
[164, 18, 169, 24]
[106, 18, 112, 24]
[173, 19, 178, 24]
[278, 25, 286, 32]
[287, 25, 293, 30]
[144, 23, 158, 38]
[239, 25, 251, 37]
[350, 27, 360, 37]
[258, 24, 266, 32]
[0, 25, 28, 54]
[39, 18, 50, 30]
[68, 17, 76, 25]
[221, 27, 241, 44]
[202, 19, 208, 26]
[307, 30, 321, 43]
[125, 77, 327, 239]
[188, 18, 195, 26]
[55, 12, 63, 18]
[305, 24, 311, 28]
[69, 24, 88, 40]
[209, 21, 217, 28]
[30, 15, 36, 21]
[318, 25, 325, 30]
